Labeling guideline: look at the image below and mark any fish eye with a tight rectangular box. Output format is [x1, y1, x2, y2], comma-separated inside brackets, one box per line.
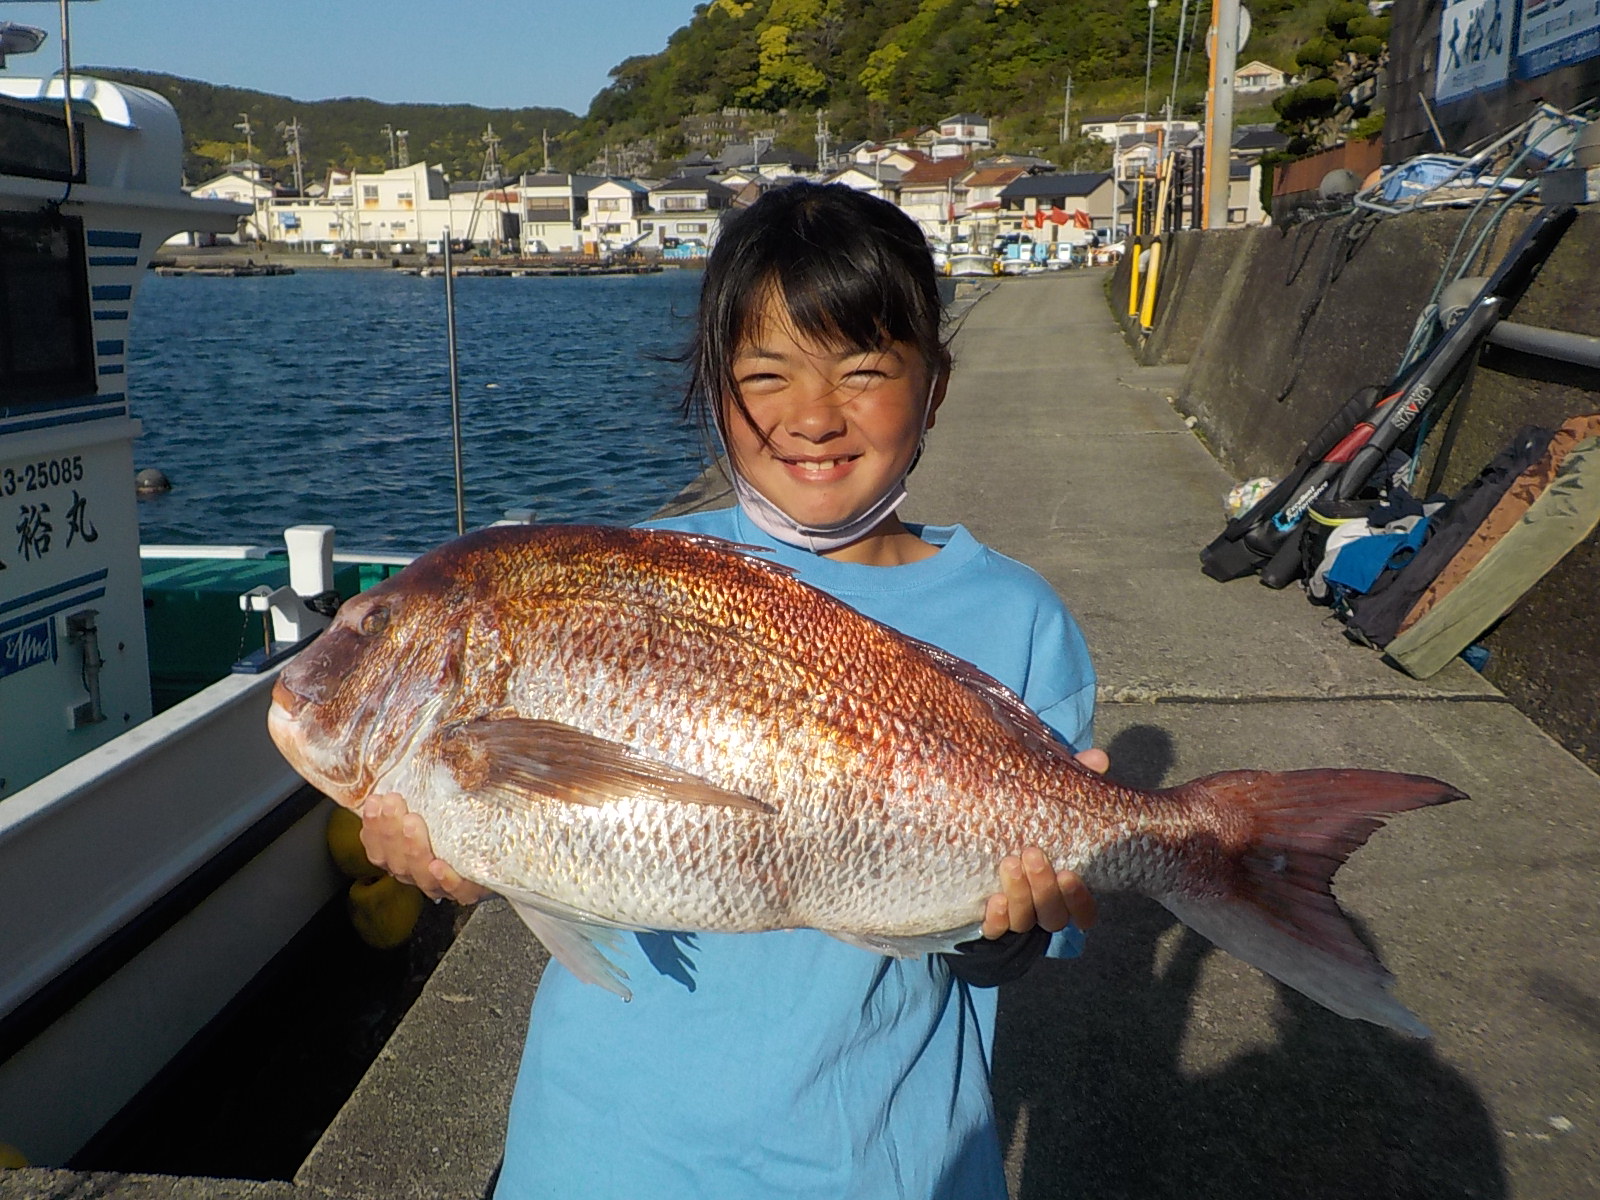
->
[359, 607, 390, 637]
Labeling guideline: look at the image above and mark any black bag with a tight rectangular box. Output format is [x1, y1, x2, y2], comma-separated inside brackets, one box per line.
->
[1344, 426, 1558, 647]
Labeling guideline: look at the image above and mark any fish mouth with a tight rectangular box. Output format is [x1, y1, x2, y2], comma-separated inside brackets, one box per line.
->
[270, 673, 459, 808]
[268, 626, 465, 807]
[267, 691, 367, 802]
[270, 675, 307, 719]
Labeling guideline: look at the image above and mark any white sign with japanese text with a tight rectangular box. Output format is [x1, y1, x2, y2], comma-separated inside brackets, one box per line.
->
[1437, 0, 1513, 102]
[0, 421, 151, 797]
[1516, 0, 1600, 78]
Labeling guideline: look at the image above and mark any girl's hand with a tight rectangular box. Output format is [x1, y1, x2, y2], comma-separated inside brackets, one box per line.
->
[359, 793, 491, 905]
[980, 747, 1107, 940]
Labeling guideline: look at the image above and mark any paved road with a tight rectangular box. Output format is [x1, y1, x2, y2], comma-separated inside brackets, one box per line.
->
[908, 270, 1598, 1200]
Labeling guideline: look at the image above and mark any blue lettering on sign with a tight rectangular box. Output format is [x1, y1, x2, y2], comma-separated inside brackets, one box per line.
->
[0, 618, 55, 679]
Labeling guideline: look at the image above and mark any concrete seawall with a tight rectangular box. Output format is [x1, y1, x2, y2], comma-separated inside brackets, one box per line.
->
[1114, 209, 1600, 772]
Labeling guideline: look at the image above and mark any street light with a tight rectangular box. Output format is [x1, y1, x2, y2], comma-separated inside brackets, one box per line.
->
[1143, 0, 1159, 128]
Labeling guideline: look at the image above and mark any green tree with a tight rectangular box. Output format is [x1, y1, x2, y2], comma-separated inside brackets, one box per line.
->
[1274, 1, 1390, 156]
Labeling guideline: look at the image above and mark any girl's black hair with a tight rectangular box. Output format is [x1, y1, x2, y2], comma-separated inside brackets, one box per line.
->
[683, 181, 949, 439]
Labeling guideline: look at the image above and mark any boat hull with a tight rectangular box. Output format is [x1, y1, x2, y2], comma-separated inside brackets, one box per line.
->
[0, 667, 342, 1165]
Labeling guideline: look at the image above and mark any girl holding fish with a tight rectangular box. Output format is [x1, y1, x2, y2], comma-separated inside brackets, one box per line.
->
[361, 182, 1104, 1198]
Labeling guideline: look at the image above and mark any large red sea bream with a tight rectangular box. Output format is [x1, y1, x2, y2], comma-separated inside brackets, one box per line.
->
[267, 525, 1462, 1035]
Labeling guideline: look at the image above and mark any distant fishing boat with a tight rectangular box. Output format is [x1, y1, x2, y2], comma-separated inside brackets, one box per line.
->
[946, 252, 998, 277]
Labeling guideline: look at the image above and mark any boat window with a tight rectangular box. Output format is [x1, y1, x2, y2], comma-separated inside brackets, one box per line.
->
[0, 211, 97, 408]
[0, 101, 85, 184]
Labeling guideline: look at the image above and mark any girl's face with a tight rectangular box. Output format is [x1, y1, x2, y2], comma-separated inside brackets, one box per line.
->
[722, 291, 943, 544]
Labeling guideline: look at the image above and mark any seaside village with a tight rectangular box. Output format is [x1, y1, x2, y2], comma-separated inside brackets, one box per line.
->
[185, 105, 1288, 269]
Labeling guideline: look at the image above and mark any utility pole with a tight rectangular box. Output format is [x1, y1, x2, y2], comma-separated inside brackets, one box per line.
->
[1060, 72, 1073, 145]
[1113, 139, 1123, 243]
[1143, 0, 1159, 124]
[234, 112, 255, 167]
[234, 113, 261, 243]
[542, 128, 551, 174]
[1203, 0, 1241, 228]
[481, 123, 502, 182]
[1169, 0, 1191, 125]
[277, 116, 305, 195]
[815, 109, 830, 171]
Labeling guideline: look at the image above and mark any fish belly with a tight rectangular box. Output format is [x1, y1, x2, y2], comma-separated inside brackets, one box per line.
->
[418, 767, 1013, 940]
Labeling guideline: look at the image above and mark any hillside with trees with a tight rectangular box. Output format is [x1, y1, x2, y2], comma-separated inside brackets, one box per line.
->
[90, 0, 1379, 187]
[88, 68, 581, 186]
[569, 0, 1344, 171]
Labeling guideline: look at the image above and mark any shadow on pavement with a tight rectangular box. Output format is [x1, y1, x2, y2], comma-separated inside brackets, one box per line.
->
[991, 724, 1507, 1200]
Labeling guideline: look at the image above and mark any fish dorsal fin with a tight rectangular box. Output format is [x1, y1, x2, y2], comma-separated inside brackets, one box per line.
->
[642, 529, 800, 579]
[439, 717, 774, 813]
[902, 636, 1085, 763]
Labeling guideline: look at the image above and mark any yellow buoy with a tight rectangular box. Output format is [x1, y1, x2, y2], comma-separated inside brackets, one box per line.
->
[346, 875, 426, 950]
[326, 804, 381, 881]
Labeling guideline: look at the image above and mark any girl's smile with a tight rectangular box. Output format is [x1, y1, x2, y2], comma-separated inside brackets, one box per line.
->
[722, 293, 946, 564]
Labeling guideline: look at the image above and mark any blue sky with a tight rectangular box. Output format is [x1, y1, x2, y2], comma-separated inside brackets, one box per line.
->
[1, 1, 702, 114]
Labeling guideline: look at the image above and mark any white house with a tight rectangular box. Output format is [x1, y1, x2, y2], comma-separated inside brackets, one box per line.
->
[189, 163, 274, 242]
[645, 176, 734, 256]
[1235, 60, 1289, 93]
[1227, 158, 1267, 226]
[519, 173, 601, 254]
[930, 113, 995, 159]
[963, 165, 1028, 211]
[351, 161, 449, 249]
[1081, 115, 1202, 144]
[822, 164, 901, 203]
[266, 195, 352, 249]
[264, 162, 514, 253]
[717, 142, 819, 180]
[582, 178, 652, 254]
[851, 143, 927, 174]
[998, 172, 1118, 237]
[894, 157, 972, 241]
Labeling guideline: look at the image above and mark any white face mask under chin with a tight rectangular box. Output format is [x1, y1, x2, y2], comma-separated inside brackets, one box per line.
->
[719, 372, 938, 554]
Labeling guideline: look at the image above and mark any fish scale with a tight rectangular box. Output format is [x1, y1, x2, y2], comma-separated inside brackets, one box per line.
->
[269, 524, 1464, 1031]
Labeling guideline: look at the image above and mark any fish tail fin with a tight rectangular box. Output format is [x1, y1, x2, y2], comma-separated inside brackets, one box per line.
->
[1159, 768, 1464, 1038]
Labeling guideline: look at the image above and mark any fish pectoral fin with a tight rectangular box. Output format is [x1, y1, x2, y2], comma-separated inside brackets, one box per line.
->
[440, 718, 773, 813]
[497, 884, 652, 934]
[500, 887, 637, 1000]
[825, 925, 982, 959]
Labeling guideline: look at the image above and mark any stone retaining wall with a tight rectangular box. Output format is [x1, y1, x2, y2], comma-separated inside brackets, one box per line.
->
[1111, 208, 1600, 770]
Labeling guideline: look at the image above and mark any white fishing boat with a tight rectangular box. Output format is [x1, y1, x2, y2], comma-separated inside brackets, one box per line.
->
[945, 251, 998, 278]
[0, 35, 408, 1167]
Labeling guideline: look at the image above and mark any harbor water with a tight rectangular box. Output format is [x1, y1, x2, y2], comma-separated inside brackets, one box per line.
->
[128, 267, 710, 552]
[75, 268, 708, 1176]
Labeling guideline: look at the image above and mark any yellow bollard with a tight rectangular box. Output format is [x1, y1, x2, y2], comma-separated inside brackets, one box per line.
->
[1127, 242, 1143, 317]
[1139, 239, 1164, 331]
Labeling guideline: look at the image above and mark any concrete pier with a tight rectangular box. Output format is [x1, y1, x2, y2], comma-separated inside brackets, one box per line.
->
[4, 270, 1594, 1198]
[914, 271, 1598, 1200]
